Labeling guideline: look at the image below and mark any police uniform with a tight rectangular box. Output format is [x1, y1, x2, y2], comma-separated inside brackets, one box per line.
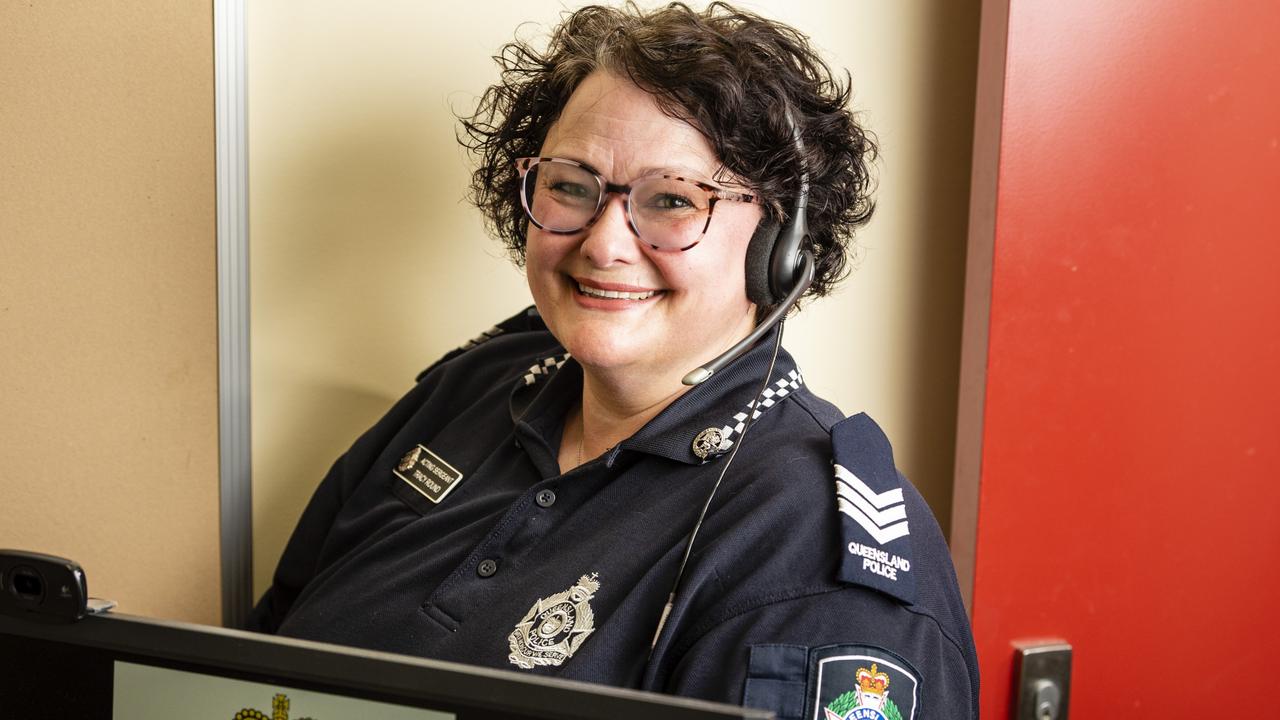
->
[250, 307, 979, 719]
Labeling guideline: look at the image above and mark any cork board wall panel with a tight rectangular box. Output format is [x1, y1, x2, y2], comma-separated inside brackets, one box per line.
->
[0, 1, 220, 624]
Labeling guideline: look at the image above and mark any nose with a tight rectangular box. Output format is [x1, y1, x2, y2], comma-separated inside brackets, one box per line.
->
[578, 193, 642, 267]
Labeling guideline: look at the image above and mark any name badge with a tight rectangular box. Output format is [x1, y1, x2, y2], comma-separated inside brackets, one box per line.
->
[394, 445, 464, 504]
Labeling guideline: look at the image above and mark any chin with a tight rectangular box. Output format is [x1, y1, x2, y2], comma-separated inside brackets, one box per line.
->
[563, 334, 647, 374]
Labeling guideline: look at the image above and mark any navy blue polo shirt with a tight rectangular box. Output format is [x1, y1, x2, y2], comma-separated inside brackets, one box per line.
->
[251, 307, 978, 719]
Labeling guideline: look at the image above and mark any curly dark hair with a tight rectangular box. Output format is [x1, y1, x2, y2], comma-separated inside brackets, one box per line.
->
[458, 1, 877, 301]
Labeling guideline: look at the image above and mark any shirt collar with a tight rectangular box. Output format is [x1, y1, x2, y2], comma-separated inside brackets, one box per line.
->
[619, 327, 803, 466]
[509, 352, 578, 478]
[509, 325, 804, 470]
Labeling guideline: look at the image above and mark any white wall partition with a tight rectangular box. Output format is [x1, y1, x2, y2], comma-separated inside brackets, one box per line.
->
[247, 1, 982, 598]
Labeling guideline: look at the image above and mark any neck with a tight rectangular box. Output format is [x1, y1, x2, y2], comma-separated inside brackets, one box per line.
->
[557, 309, 759, 472]
[558, 370, 687, 473]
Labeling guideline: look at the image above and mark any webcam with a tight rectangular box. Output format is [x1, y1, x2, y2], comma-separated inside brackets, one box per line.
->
[1, 550, 114, 623]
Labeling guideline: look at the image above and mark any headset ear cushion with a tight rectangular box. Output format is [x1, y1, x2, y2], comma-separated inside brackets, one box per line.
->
[745, 219, 780, 306]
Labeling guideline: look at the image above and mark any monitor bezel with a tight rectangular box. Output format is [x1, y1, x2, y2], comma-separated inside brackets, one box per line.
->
[0, 611, 773, 720]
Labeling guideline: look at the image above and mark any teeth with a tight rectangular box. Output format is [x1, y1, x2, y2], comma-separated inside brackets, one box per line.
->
[578, 283, 656, 300]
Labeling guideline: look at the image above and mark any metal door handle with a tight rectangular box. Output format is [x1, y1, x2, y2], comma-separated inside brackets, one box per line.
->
[1031, 678, 1061, 720]
[1014, 640, 1071, 720]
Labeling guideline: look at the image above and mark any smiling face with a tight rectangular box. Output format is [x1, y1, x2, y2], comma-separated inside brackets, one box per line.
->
[525, 71, 761, 394]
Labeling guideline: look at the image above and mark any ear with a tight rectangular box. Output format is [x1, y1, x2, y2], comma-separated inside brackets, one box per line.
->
[745, 219, 780, 306]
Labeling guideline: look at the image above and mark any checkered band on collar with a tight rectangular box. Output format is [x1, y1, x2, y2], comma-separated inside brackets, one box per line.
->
[522, 353, 572, 386]
[701, 368, 804, 463]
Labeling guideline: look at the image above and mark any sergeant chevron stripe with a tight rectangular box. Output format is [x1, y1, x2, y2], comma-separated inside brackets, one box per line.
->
[834, 463, 909, 545]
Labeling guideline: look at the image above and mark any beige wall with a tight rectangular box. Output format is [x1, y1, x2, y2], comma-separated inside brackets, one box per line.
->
[0, 2, 221, 623]
[249, 1, 979, 597]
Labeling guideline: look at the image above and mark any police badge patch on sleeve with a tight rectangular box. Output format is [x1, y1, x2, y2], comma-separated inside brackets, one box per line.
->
[808, 645, 920, 720]
[507, 573, 600, 670]
[831, 414, 916, 605]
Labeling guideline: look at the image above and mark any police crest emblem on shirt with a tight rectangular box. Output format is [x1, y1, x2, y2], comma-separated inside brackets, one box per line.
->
[507, 573, 600, 669]
[811, 647, 919, 720]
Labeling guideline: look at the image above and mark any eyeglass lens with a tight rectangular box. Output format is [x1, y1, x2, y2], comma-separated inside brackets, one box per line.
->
[523, 161, 710, 250]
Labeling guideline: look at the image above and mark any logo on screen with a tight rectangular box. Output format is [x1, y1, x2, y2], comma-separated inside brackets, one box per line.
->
[233, 692, 315, 720]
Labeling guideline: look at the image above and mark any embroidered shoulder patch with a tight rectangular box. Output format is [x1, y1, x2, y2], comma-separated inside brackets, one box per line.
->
[808, 644, 920, 720]
[831, 413, 915, 604]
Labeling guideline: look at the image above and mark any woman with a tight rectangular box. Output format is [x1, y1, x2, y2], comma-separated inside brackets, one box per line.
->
[251, 4, 977, 717]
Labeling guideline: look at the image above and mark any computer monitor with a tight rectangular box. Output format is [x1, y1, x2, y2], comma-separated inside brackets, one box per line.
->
[0, 612, 773, 720]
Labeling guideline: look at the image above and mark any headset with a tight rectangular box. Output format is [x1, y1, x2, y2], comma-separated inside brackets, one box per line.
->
[681, 114, 815, 386]
[652, 113, 815, 653]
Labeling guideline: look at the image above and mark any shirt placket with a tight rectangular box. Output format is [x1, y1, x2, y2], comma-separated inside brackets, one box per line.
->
[418, 419, 607, 663]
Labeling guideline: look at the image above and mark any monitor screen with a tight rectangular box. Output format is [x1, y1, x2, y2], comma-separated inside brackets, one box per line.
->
[0, 612, 772, 720]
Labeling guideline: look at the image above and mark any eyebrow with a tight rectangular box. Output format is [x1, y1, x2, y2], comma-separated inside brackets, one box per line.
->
[548, 153, 718, 186]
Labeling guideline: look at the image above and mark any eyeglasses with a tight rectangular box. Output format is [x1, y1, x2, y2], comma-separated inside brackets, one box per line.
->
[515, 157, 758, 252]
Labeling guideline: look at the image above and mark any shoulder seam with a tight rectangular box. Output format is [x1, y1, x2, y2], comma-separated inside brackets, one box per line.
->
[416, 327, 562, 384]
[790, 388, 840, 433]
[670, 584, 840, 659]
[667, 584, 973, 679]
[414, 305, 547, 382]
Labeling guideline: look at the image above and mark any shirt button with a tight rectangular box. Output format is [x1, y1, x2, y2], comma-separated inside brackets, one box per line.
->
[535, 489, 557, 508]
[477, 558, 499, 578]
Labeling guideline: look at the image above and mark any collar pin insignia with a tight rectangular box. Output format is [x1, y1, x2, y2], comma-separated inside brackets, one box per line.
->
[692, 427, 731, 460]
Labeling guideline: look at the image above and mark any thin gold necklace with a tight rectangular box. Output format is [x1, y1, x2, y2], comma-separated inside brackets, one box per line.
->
[577, 412, 585, 467]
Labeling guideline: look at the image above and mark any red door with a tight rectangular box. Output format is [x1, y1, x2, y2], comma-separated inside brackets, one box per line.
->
[954, 0, 1280, 716]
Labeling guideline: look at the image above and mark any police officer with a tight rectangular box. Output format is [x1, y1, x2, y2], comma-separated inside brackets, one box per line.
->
[251, 5, 978, 719]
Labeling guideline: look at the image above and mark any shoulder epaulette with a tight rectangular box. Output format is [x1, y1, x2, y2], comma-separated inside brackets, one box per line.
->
[415, 306, 547, 382]
[831, 413, 916, 605]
